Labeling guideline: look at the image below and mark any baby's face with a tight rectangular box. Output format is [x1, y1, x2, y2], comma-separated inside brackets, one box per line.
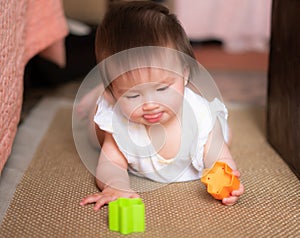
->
[110, 68, 186, 126]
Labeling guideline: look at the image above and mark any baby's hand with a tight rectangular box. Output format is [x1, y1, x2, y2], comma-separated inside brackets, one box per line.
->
[222, 170, 244, 206]
[80, 187, 140, 211]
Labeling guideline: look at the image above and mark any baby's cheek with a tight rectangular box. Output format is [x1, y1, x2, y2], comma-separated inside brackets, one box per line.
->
[161, 95, 183, 114]
[134, 108, 146, 121]
[124, 107, 143, 123]
[117, 100, 137, 117]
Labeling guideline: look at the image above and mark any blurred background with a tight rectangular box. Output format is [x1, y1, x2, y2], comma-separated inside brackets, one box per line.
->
[22, 0, 271, 118]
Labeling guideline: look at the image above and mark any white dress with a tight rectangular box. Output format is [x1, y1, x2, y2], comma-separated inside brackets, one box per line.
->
[94, 87, 228, 183]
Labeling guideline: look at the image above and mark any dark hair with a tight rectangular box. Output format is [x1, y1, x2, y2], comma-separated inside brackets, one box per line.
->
[95, 1, 195, 62]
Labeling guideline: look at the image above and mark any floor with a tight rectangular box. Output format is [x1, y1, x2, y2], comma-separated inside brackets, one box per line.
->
[22, 43, 269, 120]
[2, 43, 269, 223]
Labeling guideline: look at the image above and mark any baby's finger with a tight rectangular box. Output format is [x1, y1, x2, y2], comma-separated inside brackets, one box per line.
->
[222, 196, 239, 206]
[94, 195, 117, 211]
[231, 184, 244, 196]
[80, 194, 101, 206]
[232, 170, 241, 178]
[129, 193, 140, 198]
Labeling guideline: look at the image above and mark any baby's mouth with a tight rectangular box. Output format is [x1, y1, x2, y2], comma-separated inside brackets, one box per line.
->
[143, 112, 163, 123]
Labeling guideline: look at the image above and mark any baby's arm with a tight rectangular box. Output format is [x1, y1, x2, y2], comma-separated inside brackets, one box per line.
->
[80, 132, 139, 210]
[203, 133, 244, 205]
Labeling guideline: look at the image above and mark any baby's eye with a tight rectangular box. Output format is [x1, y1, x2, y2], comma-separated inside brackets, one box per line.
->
[157, 85, 169, 92]
[125, 94, 140, 99]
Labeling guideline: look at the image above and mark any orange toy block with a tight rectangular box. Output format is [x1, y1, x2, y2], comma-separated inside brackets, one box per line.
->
[201, 162, 240, 200]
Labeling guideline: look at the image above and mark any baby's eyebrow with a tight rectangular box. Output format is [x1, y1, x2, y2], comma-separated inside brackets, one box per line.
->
[116, 87, 138, 95]
[159, 77, 176, 84]
[114, 76, 178, 95]
[110, 83, 131, 95]
[116, 88, 129, 95]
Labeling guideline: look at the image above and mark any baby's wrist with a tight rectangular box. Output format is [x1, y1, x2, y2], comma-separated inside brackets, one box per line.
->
[103, 179, 131, 193]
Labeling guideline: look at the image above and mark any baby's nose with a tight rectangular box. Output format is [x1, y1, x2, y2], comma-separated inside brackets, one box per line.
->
[142, 101, 159, 111]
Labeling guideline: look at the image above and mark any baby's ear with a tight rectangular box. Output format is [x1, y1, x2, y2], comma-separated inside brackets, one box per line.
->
[184, 79, 188, 86]
[183, 65, 190, 86]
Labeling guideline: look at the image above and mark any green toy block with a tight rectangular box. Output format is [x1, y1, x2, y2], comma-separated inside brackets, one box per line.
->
[109, 198, 145, 234]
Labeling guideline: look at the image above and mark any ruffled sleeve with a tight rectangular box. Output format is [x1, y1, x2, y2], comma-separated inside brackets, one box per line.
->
[208, 98, 229, 143]
[192, 97, 229, 171]
[94, 96, 114, 133]
[185, 88, 229, 172]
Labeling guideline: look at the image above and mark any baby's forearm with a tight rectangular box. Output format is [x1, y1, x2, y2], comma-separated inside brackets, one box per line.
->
[96, 178, 107, 191]
[95, 157, 131, 192]
[204, 140, 237, 170]
[95, 174, 131, 192]
[217, 157, 237, 171]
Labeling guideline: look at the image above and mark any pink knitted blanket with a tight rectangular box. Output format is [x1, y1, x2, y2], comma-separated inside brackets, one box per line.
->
[0, 0, 68, 173]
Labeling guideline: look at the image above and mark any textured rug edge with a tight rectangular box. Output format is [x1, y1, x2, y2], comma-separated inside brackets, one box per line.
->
[0, 97, 73, 223]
